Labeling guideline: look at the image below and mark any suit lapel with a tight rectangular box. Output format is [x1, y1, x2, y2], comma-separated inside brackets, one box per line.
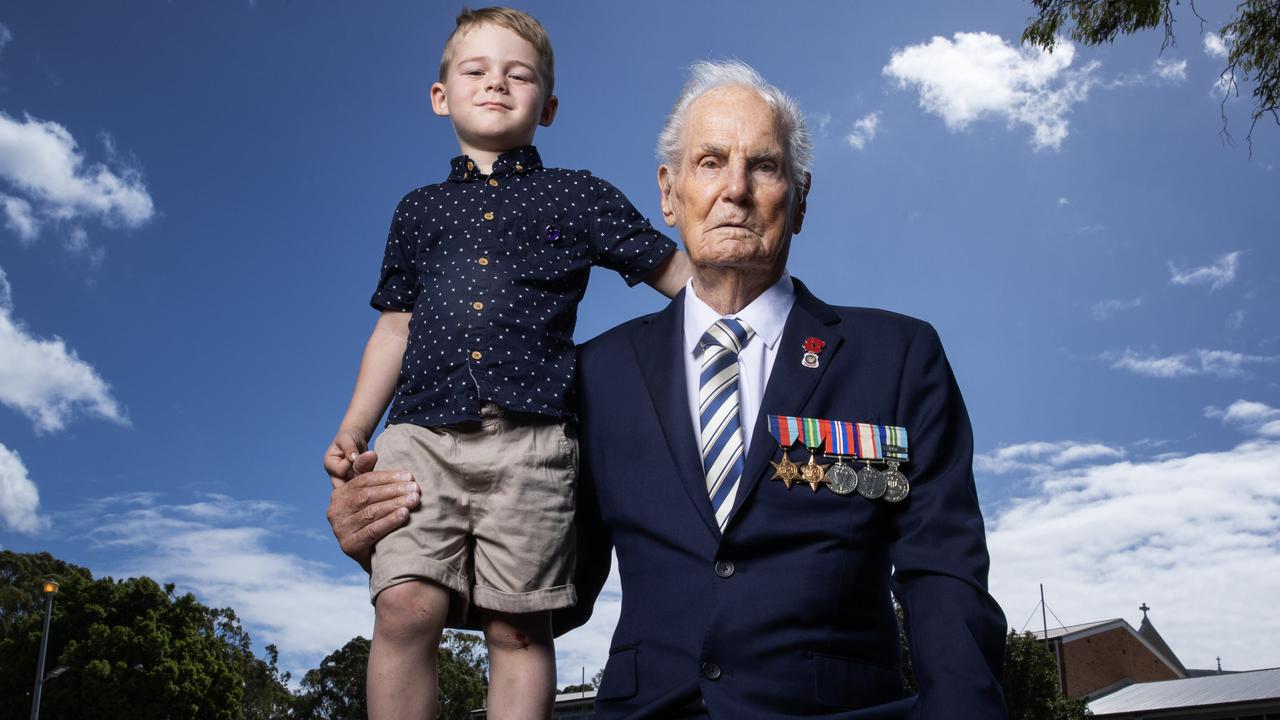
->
[632, 293, 722, 538]
[728, 279, 847, 527]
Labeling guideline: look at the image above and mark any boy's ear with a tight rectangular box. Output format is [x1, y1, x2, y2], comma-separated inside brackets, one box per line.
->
[539, 94, 559, 127]
[429, 82, 450, 117]
[657, 165, 677, 228]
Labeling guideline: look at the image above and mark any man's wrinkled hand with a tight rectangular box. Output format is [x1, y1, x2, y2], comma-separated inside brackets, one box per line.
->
[326, 450, 419, 572]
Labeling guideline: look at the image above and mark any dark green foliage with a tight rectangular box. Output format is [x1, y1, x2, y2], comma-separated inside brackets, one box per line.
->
[1022, 0, 1280, 144]
[293, 636, 370, 720]
[1003, 631, 1091, 719]
[0, 551, 291, 720]
[437, 631, 488, 720]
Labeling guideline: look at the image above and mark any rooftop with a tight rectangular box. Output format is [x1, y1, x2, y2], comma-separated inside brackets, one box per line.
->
[1089, 667, 1280, 716]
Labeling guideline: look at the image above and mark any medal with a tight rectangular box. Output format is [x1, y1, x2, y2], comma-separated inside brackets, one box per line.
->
[857, 462, 887, 499]
[826, 459, 859, 495]
[769, 451, 801, 489]
[799, 417, 828, 491]
[767, 415, 803, 489]
[882, 460, 910, 502]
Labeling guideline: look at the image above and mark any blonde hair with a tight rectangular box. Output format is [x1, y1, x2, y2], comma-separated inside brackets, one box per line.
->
[439, 7, 556, 95]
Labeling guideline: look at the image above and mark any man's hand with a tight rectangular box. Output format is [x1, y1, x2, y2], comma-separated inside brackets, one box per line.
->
[326, 450, 419, 572]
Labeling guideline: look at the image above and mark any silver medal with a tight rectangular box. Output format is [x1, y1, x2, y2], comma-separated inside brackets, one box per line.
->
[826, 459, 858, 495]
[882, 460, 910, 503]
[857, 463, 887, 499]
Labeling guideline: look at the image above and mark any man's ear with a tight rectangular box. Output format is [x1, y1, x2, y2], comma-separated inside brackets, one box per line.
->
[539, 94, 559, 127]
[657, 165, 677, 228]
[791, 171, 811, 235]
[429, 82, 450, 117]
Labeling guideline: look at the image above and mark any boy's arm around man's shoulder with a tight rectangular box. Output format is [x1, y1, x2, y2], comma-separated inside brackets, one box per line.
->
[644, 249, 692, 298]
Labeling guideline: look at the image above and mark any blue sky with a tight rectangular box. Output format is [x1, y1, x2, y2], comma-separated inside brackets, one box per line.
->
[1, 1, 1277, 685]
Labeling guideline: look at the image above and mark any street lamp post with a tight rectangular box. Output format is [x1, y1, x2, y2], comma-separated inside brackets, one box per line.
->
[30, 580, 59, 720]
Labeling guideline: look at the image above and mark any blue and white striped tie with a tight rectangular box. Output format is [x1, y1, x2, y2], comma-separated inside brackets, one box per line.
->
[699, 318, 754, 530]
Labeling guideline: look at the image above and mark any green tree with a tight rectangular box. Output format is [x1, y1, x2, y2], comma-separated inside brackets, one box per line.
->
[294, 636, 370, 720]
[293, 630, 487, 720]
[437, 631, 487, 720]
[0, 551, 293, 720]
[1022, 0, 1280, 145]
[1003, 631, 1091, 719]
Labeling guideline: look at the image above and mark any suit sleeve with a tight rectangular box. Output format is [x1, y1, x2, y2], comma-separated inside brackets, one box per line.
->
[551, 347, 615, 637]
[888, 322, 1008, 719]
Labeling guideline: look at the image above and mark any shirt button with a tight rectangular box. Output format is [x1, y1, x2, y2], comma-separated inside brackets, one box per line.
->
[471, 351, 483, 360]
[714, 560, 735, 578]
[700, 661, 722, 680]
[483, 211, 495, 221]
[515, 163, 524, 171]
[466, 161, 475, 170]
[477, 257, 490, 266]
[472, 301, 484, 311]
[488, 178, 499, 187]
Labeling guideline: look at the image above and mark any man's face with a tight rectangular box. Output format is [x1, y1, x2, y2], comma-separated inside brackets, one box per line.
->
[659, 85, 806, 276]
[430, 23, 557, 156]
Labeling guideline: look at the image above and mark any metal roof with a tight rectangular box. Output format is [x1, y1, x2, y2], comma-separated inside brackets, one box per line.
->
[1034, 618, 1122, 640]
[1088, 667, 1280, 715]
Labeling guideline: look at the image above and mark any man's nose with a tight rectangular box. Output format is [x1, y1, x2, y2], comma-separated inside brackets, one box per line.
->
[720, 161, 751, 203]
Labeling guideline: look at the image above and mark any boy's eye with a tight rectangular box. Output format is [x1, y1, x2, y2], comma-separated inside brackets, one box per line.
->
[463, 69, 483, 76]
[508, 73, 530, 82]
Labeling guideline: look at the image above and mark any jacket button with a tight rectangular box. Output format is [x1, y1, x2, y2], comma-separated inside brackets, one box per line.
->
[714, 561, 735, 578]
[700, 661, 721, 680]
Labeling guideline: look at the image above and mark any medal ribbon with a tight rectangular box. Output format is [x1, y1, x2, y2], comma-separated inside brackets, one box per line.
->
[769, 416, 909, 461]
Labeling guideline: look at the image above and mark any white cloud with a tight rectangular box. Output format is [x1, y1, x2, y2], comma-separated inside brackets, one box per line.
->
[1057, 197, 1070, 206]
[1, 193, 38, 242]
[0, 442, 48, 534]
[80, 493, 375, 677]
[1152, 57, 1187, 83]
[1204, 32, 1229, 59]
[0, 23, 11, 57]
[845, 111, 881, 150]
[1205, 399, 1280, 438]
[883, 32, 1098, 150]
[1169, 251, 1240, 290]
[0, 266, 126, 432]
[1092, 297, 1142, 320]
[1227, 310, 1246, 330]
[0, 111, 154, 247]
[987, 431, 1280, 670]
[557, 564, 621, 685]
[810, 111, 832, 135]
[976, 440, 1124, 475]
[1107, 347, 1276, 379]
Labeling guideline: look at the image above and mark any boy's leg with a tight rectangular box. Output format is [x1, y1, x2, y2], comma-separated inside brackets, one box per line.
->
[368, 579, 451, 720]
[482, 609, 555, 720]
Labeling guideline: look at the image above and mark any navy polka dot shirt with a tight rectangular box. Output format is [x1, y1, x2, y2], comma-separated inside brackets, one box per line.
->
[371, 145, 676, 428]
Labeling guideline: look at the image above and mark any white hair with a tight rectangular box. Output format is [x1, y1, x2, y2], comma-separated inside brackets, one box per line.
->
[657, 60, 811, 185]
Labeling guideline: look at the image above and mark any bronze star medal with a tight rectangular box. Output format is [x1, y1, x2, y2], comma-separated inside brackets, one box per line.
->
[770, 450, 801, 489]
[800, 451, 828, 492]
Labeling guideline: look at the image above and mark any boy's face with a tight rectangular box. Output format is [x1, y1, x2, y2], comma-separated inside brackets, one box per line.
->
[431, 23, 557, 158]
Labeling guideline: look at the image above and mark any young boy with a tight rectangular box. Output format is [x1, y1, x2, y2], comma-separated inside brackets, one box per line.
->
[323, 8, 689, 719]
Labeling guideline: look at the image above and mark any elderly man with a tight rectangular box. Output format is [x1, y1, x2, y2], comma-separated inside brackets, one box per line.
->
[330, 61, 1007, 719]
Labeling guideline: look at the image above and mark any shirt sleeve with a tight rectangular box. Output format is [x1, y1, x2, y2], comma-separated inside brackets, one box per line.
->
[369, 194, 419, 312]
[585, 176, 677, 287]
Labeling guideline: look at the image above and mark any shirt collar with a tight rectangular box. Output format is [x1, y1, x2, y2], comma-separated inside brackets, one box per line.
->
[447, 145, 543, 182]
[683, 272, 795, 355]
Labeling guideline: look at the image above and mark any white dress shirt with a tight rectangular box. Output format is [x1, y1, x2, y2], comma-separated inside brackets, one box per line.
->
[683, 273, 796, 457]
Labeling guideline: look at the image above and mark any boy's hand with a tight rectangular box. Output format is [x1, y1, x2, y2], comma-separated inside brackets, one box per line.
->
[324, 427, 369, 485]
[326, 451, 419, 572]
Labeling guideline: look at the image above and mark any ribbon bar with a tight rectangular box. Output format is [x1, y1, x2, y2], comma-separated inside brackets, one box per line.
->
[767, 415, 909, 462]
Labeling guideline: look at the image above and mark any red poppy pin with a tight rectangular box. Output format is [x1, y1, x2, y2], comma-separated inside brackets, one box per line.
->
[802, 336, 825, 368]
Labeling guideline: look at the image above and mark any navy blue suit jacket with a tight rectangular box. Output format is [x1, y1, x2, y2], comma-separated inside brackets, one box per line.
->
[556, 279, 1007, 719]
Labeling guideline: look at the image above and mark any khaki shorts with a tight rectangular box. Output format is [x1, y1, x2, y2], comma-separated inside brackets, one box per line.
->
[369, 405, 578, 624]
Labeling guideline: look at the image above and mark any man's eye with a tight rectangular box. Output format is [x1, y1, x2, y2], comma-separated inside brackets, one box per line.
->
[699, 158, 720, 169]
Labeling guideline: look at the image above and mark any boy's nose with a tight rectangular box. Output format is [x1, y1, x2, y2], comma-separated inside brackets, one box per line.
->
[486, 75, 507, 92]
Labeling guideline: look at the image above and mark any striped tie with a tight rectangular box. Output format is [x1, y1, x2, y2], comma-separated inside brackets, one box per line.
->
[699, 318, 754, 530]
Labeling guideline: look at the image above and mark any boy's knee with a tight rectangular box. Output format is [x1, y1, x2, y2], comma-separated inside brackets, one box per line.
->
[374, 581, 449, 642]
[484, 611, 551, 653]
